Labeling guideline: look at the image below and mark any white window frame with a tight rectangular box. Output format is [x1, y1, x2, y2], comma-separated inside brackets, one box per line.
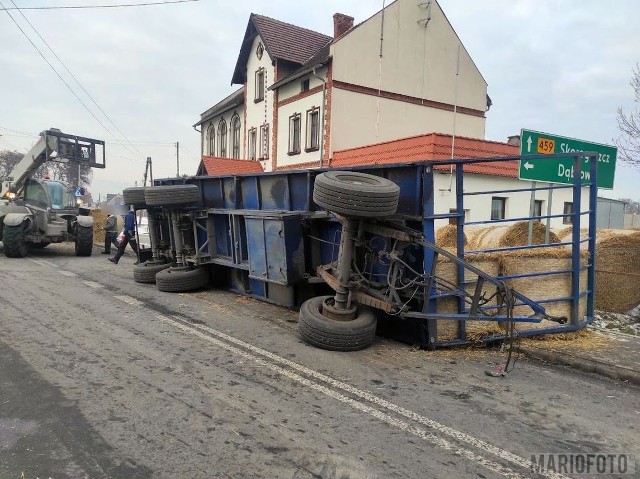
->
[259, 123, 269, 160]
[231, 114, 241, 159]
[248, 128, 257, 160]
[207, 124, 215, 156]
[289, 114, 301, 155]
[218, 119, 227, 158]
[255, 68, 265, 102]
[305, 107, 320, 151]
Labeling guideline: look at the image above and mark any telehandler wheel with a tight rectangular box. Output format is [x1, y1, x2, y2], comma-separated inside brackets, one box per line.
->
[74, 225, 94, 256]
[298, 295, 377, 351]
[3, 223, 28, 258]
[144, 184, 200, 207]
[133, 259, 170, 284]
[156, 265, 209, 292]
[123, 187, 148, 209]
[313, 171, 400, 218]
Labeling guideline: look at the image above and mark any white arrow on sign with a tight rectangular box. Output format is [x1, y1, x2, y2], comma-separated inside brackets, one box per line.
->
[524, 161, 534, 171]
[526, 136, 532, 153]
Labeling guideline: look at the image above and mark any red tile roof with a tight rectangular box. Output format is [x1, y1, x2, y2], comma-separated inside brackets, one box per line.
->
[200, 156, 264, 176]
[331, 133, 519, 177]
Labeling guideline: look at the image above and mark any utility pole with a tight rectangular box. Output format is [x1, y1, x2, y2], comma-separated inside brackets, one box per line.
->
[176, 141, 180, 177]
[143, 157, 153, 186]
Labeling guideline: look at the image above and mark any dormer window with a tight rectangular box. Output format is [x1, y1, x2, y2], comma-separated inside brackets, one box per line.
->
[255, 68, 265, 102]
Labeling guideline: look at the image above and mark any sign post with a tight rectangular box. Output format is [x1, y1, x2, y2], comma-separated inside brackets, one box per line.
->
[518, 129, 617, 189]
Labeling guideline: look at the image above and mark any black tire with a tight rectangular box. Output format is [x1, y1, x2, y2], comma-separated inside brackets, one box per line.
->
[133, 259, 170, 284]
[313, 171, 399, 218]
[3, 223, 28, 258]
[75, 225, 93, 256]
[156, 266, 209, 292]
[123, 187, 147, 209]
[144, 185, 200, 207]
[298, 296, 377, 351]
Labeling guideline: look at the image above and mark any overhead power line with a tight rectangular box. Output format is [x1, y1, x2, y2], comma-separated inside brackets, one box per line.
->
[1, 0, 145, 161]
[1, 0, 198, 10]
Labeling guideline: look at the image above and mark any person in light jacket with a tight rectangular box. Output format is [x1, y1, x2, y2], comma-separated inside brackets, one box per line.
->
[108, 210, 138, 264]
[101, 214, 120, 254]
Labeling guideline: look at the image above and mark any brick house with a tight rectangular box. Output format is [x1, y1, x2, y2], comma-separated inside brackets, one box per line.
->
[193, 0, 588, 226]
[195, 0, 488, 173]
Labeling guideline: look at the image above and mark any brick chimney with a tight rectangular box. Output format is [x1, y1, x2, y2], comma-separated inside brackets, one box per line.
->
[333, 13, 354, 39]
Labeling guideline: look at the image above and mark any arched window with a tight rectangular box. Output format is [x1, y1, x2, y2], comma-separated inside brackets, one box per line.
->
[207, 124, 215, 156]
[231, 114, 241, 159]
[218, 119, 227, 158]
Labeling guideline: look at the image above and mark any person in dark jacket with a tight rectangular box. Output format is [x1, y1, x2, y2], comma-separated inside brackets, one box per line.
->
[108, 210, 138, 264]
[101, 214, 120, 254]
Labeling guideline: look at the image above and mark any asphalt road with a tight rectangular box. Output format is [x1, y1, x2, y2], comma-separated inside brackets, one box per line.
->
[0, 243, 638, 479]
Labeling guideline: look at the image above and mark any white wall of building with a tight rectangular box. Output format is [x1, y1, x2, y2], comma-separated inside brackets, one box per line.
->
[431, 172, 590, 230]
[276, 70, 328, 167]
[246, 35, 275, 170]
[328, 0, 487, 155]
[329, 88, 485, 154]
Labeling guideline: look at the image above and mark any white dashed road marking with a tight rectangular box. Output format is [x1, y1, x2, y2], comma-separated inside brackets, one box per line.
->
[154, 314, 569, 479]
[114, 295, 143, 306]
[22, 257, 567, 478]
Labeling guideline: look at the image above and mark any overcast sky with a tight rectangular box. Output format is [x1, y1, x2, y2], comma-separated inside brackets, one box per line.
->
[1, 0, 638, 202]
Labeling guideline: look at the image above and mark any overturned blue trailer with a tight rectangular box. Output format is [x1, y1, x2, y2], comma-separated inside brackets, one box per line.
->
[127, 153, 598, 349]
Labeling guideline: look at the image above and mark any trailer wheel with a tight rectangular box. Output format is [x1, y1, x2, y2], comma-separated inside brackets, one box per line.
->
[3, 223, 28, 258]
[156, 265, 209, 292]
[313, 171, 399, 218]
[299, 296, 377, 351]
[144, 185, 200, 207]
[133, 259, 170, 284]
[123, 187, 148, 209]
[75, 225, 93, 256]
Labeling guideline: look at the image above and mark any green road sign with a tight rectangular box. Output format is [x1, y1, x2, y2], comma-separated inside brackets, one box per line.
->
[518, 129, 617, 189]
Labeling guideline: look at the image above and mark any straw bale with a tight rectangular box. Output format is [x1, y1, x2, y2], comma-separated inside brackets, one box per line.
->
[435, 225, 467, 248]
[434, 255, 502, 341]
[500, 221, 560, 247]
[553, 226, 574, 241]
[466, 221, 559, 250]
[595, 231, 640, 312]
[90, 209, 108, 245]
[90, 208, 124, 245]
[501, 253, 588, 330]
[597, 230, 640, 247]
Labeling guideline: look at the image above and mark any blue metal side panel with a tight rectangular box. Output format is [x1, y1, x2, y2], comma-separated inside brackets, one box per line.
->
[249, 278, 267, 299]
[387, 166, 422, 217]
[289, 172, 311, 211]
[284, 216, 305, 281]
[264, 218, 288, 283]
[241, 176, 260, 210]
[201, 177, 224, 208]
[259, 176, 289, 210]
[213, 215, 232, 257]
[222, 177, 237, 209]
[246, 218, 267, 280]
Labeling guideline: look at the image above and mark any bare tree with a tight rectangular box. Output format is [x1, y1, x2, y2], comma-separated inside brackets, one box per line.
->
[0, 149, 93, 185]
[615, 64, 640, 168]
